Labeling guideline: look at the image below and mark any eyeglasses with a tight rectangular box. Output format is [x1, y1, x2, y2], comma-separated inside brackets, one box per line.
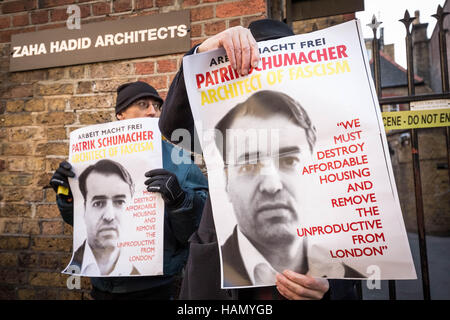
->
[226, 151, 302, 174]
[132, 99, 162, 111]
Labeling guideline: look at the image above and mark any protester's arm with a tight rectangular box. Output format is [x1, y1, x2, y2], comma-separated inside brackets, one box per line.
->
[145, 169, 186, 208]
[49, 161, 75, 226]
[168, 186, 208, 245]
[158, 46, 197, 148]
[275, 270, 329, 300]
[159, 26, 260, 149]
[145, 168, 207, 245]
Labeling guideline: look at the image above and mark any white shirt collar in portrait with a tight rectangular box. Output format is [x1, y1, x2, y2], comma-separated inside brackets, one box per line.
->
[237, 228, 278, 286]
[81, 242, 134, 277]
[236, 228, 346, 282]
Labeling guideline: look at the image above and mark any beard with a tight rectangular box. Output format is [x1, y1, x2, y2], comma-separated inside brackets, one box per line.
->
[236, 191, 300, 247]
[92, 225, 119, 250]
[254, 210, 297, 244]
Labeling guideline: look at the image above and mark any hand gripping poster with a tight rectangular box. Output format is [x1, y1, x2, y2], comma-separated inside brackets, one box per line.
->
[183, 20, 417, 288]
[62, 118, 164, 277]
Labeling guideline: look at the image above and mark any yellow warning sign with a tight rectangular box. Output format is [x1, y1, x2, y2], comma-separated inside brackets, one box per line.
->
[382, 108, 450, 130]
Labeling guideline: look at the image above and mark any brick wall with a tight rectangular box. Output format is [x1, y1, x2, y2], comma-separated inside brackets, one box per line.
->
[0, 0, 267, 300]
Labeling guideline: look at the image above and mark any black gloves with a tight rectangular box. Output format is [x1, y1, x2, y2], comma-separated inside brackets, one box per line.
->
[49, 160, 75, 198]
[50, 161, 75, 226]
[145, 169, 186, 209]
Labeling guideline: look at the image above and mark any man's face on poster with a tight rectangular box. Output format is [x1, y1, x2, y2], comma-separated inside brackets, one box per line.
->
[84, 172, 132, 251]
[224, 113, 310, 247]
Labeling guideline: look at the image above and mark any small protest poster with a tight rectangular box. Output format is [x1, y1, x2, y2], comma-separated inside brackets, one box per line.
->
[62, 118, 164, 277]
[183, 20, 417, 288]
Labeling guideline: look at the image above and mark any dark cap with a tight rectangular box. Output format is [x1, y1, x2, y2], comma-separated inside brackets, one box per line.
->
[248, 19, 294, 41]
[115, 81, 163, 115]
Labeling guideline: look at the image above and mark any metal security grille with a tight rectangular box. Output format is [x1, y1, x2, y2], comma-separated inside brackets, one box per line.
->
[364, 6, 450, 300]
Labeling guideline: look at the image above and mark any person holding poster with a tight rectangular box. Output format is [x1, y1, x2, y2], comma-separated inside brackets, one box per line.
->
[166, 15, 417, 299]
[50, 81, 208, 299]
[159, 20, 360, 300]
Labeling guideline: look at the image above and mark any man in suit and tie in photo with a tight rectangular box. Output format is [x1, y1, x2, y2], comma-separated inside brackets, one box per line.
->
[215, 90, 363, 288]
[66, 159, 139, 277]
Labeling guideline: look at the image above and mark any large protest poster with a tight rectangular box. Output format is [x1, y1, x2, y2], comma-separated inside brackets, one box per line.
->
[62, 118, 164, 277]
[183, 20, 417, 288]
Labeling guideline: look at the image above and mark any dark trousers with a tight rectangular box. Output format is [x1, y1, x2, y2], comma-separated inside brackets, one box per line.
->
[90, 281, 174, 300]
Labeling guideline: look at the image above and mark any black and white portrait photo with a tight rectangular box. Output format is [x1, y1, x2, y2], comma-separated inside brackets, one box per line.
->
[65, 159, 140, 276]
[63, 118, 165, 278]
[214, 90, 363, 287]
